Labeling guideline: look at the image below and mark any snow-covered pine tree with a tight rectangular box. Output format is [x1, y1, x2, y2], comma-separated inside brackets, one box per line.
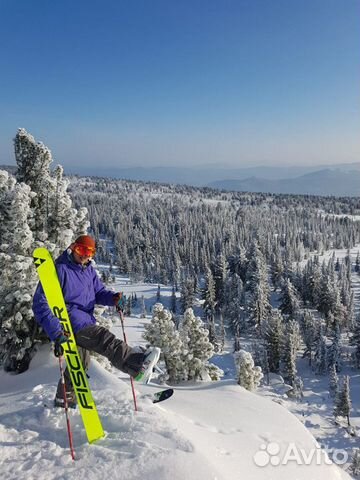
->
[335, 257, 341, 272]
[179, 308, 222, 381]
[202, 266, 216, 323]
[132, 292, 138, 307]
[314, 326, 327, 375]
[280, 320, 301, 385]
[143, 303, 186, 383]
[14, 128, 53, 241]
[305, 256, 322, 307]
[270, 247, 284, 290]
[245, 240, 271, 333]
[279, 278, 300, 318]
[228, 246, 247, 283]
[140, 295, 146, 318]
[125, 296, 132, 316]
[0, 129, 90, 373]
[180, 277, 195, 313]
[346, 290, 355, 331]
[218, 311, 225, 352]
[223, 272, 244, 334]
[15, 129, 89, 252]
[300, 310, 317, 366]
[213, 253, 227, 311]
[318, 268, 344, 330]
[331, 291, 346, 332]
[235, 350, 263, 391]
[252, 342, 270, 384]
[0, 171, 38, 372]
[234, 326, 241, 352]
[170, 248, 181, 291]
[336, 257, 354, 329]
[263, 309, 284, 373]
[171, 286, 177, 313]
[47, 165, 88, 252]
[329, 363, 339, 399]
[291, 376, 304, 399]
[334, 375, 352, 426]
[327, 324, 341, 372]
[350, 312, 360, 368]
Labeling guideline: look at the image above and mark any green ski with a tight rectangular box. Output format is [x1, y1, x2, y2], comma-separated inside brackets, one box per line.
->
[33, 247, 105, 444]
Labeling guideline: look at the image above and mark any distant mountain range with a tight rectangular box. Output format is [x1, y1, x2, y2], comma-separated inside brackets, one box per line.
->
[1, 162, 359, 196]
[62, 161, 360, 186]
[208, 168, 360, 197]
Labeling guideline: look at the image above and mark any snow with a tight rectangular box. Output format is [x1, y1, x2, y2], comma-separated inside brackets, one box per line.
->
[2, 247, 360, 479]
[0, 284, 353, 480]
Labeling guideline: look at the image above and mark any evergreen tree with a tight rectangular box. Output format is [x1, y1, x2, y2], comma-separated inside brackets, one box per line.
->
[0, 129, 89, 373]
[252, 342, 270, 384]
[279, 278, 300, 318]
[236, 350, 263, 391]
[228, 247, 247, 283]
[170, 286, 177, 314]
[15, 128, 53, 240]
[47, 165, 87, 251]
[327, 324, 341, 372]
[140, 295, 146, 318]
[318, 269, 344, 328]
[125, 296, 132, 316]
[291, 376, 304, 400]
[144, 303, 186, 383]
[180, 277, 195, 313]
[218, 311, 226, 353]
[334, 375, 352, 426]
[306, 257, 322, 307]
[224, 272, 244, 334]
[246, 241, 271, 332]
[351, 312, 360, 368]
[280, 320, 301, 385]
[0, 171, 38, 372]
[207, 316, 220, 352]
[179, 308, 221, 381]
[234, 326, 241, 352]
[300, 310, 317, 366]
[314, 327, 327, 375]
[213, 253, 227, 311]
[263, 309, 284, 373]
[202, 266, 216, 322]
[270, 248, 284, 290]
[329, 363, 339, 399]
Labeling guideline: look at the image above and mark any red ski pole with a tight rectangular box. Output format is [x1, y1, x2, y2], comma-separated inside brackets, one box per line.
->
[118, 309, 138, 412]
[59, 356, 76, 460]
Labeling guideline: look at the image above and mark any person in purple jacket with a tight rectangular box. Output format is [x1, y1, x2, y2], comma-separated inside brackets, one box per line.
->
[33, 234, 160, 408]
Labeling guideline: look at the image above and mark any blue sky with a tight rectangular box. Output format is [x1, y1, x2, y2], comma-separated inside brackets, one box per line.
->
[0, 0, 359, 169]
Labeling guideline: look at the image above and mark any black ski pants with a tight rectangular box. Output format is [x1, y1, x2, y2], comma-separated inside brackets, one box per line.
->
[56, 325, 145, 398]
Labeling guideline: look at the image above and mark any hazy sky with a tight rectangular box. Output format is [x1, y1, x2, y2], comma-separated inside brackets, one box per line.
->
[1, 0, 359, 169]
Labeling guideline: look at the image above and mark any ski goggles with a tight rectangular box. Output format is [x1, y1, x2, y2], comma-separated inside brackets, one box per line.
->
[73, 243, 96, 257]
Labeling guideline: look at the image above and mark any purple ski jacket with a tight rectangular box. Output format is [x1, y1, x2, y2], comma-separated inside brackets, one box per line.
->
[33, 250, 116, 341]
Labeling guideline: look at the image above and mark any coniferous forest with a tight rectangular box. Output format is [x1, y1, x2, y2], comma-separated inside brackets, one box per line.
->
[1, 130, 360, 436]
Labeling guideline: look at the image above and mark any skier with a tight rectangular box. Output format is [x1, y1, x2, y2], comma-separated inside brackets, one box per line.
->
[33, 234, 160, 408]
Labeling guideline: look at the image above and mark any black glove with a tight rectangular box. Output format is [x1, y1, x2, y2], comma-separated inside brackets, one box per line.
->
[113, 292, 126, 312]
[54, 332, 70, 357]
